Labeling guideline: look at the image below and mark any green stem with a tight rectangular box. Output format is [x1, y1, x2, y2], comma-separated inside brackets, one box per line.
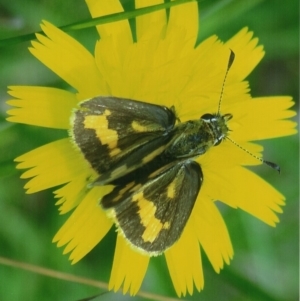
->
[0, 0, 198, 47]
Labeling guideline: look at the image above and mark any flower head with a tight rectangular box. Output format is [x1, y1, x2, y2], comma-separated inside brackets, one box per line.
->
[6, 0, 297, 297]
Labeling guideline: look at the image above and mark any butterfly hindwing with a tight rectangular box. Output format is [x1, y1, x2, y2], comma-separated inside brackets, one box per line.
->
[72, 96, 176, 184]
[102, 160, 203, 255]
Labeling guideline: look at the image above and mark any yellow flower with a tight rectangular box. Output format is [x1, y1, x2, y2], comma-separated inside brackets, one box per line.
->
[6, 0, 297, 297]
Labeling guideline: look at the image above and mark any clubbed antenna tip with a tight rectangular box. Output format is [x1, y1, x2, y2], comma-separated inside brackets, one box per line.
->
[264, 160, 281, 174]
[217, 50, 236, 114]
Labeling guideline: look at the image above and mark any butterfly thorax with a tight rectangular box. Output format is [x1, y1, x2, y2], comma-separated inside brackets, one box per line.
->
[165, 113, 232, 159]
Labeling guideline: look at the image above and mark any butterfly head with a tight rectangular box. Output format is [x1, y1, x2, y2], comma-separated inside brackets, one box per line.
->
[200, 113, 232, 146]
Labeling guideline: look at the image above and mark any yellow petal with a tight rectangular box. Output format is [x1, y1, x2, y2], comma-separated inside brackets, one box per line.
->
[175, 38, 250, 120]
[166, 0, 198, 51]
[86, 0, 132, 74]
[231, 96, 297, 141]
[225, 27, 265, 81]
[15, 138, 93, 193]
[135, 0, 167, 41]
[198, 140, 264, 169]
[165, 218, 203, 296]
[53, 186, 113, 263]
[203, 166, 285, 226]
[54, 175, 92, 214]
[109, 235, 149, 295]
[6, 86, 77, 129]
[29, 21, 108, 99]
[86, 0, 132, 46]
[93, 0, 201, 107]
[192, 196, 233, 273]
[95, 27, 169, 99]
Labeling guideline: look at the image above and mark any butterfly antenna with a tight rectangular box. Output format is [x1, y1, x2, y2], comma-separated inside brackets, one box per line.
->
[217, 50, 235, 115]
[226, 136, 280, 173]
[219, 51, 279, 173]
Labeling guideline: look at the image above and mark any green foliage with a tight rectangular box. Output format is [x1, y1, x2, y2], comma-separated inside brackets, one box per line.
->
[0, 0, 298, 300]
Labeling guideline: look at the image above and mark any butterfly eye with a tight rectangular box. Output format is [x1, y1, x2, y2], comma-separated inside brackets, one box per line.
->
[200, 113, 214, 122]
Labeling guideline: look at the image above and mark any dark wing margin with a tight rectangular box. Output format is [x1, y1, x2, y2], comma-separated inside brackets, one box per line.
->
[71, 96, 176, 182]
[102, 160, 203, 255]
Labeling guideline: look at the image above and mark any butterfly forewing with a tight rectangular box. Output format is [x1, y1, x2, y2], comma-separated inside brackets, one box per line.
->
[72, 96, 176, 184]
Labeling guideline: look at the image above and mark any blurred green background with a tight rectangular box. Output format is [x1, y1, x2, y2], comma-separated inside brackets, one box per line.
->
[0, 0, 298, 300]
